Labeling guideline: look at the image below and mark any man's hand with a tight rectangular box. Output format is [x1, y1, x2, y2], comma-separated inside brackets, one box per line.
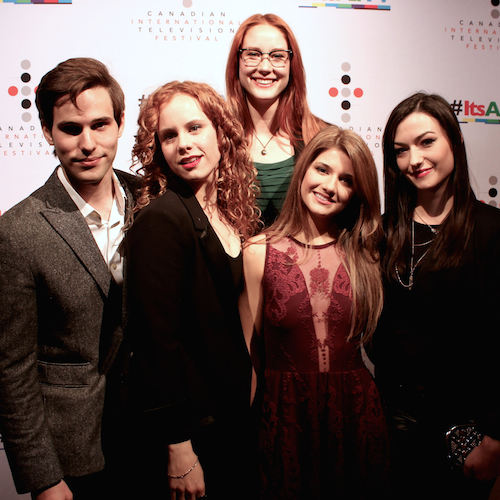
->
[36, 480, 73, 500]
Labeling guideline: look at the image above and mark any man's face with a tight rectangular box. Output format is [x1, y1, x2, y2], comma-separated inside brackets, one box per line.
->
[42, 86, 124, 193]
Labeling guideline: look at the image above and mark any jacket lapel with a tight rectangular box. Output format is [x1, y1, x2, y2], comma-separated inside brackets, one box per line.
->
[174, 179, 238, 314]
[36, 170, 112, 297]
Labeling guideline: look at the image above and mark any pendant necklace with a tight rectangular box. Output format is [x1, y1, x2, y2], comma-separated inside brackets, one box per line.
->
[414, 208, 439, 235]
[254, 128, 278, 156]
[395, 219, 434, 290]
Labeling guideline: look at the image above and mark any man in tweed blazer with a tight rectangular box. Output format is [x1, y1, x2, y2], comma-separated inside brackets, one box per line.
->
[0, 58, 139, 499]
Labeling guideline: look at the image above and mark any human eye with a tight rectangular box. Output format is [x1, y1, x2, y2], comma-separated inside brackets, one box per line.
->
[394, 146, 407, 156]
[340, 175, 353, 186]
[245, 49, 261, 57]
[161, 130, 177, 142]
[314, 165, 328, 175]
[59, 124, 82, 136]
[270, 51, 287, 61]
[189, 124, 202, 133]
[92, 121, 109, 131]
[421, 138, 436, 147]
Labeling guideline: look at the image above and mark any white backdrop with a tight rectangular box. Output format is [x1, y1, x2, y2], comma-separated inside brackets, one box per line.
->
[1, 0, 499, 496]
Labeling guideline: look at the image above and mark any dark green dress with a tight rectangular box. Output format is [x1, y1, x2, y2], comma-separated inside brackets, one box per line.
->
[254, 156, 295, 226]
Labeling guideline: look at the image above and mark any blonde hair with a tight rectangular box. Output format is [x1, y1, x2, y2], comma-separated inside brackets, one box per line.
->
[132, 81, 261, 241]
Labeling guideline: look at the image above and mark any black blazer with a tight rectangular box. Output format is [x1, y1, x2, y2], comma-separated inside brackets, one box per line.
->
[125, 178, 252, 446]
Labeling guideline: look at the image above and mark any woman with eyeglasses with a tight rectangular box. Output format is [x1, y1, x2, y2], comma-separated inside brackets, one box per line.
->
[226, 13, 328, 226]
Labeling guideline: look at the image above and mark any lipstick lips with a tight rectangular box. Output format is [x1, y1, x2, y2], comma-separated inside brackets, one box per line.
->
[180, 155, 202, 169]
[412, 167, 432, 178]
[313, 191, 333, 204]
[252, 77, 277, 86]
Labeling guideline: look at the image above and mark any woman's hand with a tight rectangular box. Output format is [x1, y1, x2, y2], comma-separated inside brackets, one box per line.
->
[168, 440, 205, 500]
[464, 435, 500, 481]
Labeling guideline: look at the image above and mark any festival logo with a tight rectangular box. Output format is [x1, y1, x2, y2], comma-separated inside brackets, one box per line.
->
[328, 62, 382, 157]
[451, 98, 500, 124]
[328, 62, 364, 124]
[131, 9, 240, 42]
[450, 96, 500, 205]
[445, 0, 500, 50]
[0, 0, 71, 4]
[2, 59, 51, 159]
[482, 174, 499, 207]
[298, 0, 390, 11]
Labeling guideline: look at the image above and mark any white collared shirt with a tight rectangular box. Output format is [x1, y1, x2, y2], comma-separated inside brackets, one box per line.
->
[57, 167, 126, 285]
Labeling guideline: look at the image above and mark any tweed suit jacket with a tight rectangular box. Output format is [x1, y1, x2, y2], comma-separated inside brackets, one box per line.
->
[0, 167, 139, 494]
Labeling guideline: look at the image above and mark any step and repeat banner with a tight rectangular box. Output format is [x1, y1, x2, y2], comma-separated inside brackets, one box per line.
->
[0, 0, 499, 497]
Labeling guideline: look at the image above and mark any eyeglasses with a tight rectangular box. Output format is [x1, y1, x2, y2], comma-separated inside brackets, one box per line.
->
[239, 49, 293, 68]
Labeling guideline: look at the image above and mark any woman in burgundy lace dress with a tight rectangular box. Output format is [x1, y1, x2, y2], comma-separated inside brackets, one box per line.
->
[240, 126, 390, 499]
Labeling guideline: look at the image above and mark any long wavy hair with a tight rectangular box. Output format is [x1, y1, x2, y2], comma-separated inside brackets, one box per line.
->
[225, 13, 327, 151]
[132, 81, 261, 241]
[382, 92, 476, 282]
[265, 126, 383, 342]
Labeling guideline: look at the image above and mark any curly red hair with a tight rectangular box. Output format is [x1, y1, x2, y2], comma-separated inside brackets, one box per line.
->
[132, 81, 261, 240]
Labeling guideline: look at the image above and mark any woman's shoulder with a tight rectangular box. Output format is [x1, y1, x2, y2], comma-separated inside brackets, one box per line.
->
[142, 189, 188, 213]
[244, 233, 267, 256]
[134, 189, 193, 230]
[471, 200, 500, 256]
[473, 199, 500, 231]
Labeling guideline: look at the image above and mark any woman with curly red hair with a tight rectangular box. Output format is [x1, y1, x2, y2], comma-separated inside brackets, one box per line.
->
[125, 81, 260, 499]
[226, 13, 328, 225]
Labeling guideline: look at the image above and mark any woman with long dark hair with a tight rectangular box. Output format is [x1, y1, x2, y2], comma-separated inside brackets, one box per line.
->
[372, 92, 500, 499]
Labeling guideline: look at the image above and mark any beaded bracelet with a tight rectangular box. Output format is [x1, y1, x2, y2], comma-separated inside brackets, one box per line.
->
[167, 459, 199, 480]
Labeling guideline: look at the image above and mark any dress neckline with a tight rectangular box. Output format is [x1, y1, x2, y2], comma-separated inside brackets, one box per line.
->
[254, 155, 295, 167]
[288, 235, 336, 250]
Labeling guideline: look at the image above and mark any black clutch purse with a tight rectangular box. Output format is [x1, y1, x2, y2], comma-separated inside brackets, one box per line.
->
[445, 424, 483, 469]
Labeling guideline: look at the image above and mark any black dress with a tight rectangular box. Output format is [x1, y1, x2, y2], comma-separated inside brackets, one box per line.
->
[371, 200, 500, 499]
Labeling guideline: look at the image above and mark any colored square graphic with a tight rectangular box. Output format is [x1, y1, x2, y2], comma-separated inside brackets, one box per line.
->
[0, 0, 71, 3]
[301, 1, 390, 9]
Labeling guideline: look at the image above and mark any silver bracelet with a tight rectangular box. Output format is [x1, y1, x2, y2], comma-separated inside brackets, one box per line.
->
[167, 459, 199, 479]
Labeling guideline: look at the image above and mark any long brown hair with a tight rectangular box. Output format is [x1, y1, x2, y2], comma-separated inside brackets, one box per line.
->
[265, 126, 383, 342]
[382, 92, 476, 282]
[132, 81, 261, 241]
[225, 13, 327, 150]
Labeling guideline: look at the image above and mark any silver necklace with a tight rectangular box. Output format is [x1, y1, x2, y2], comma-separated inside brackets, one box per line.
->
[414, 208, 439, 234]
[395, 219, 433, 290]
[254, 129, 277, 155]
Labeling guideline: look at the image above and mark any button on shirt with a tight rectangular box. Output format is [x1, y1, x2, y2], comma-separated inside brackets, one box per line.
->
[57, 167, 127, 285]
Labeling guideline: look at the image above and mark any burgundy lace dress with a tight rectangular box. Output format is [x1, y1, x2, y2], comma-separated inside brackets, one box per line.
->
[259, 237, 390, 499]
